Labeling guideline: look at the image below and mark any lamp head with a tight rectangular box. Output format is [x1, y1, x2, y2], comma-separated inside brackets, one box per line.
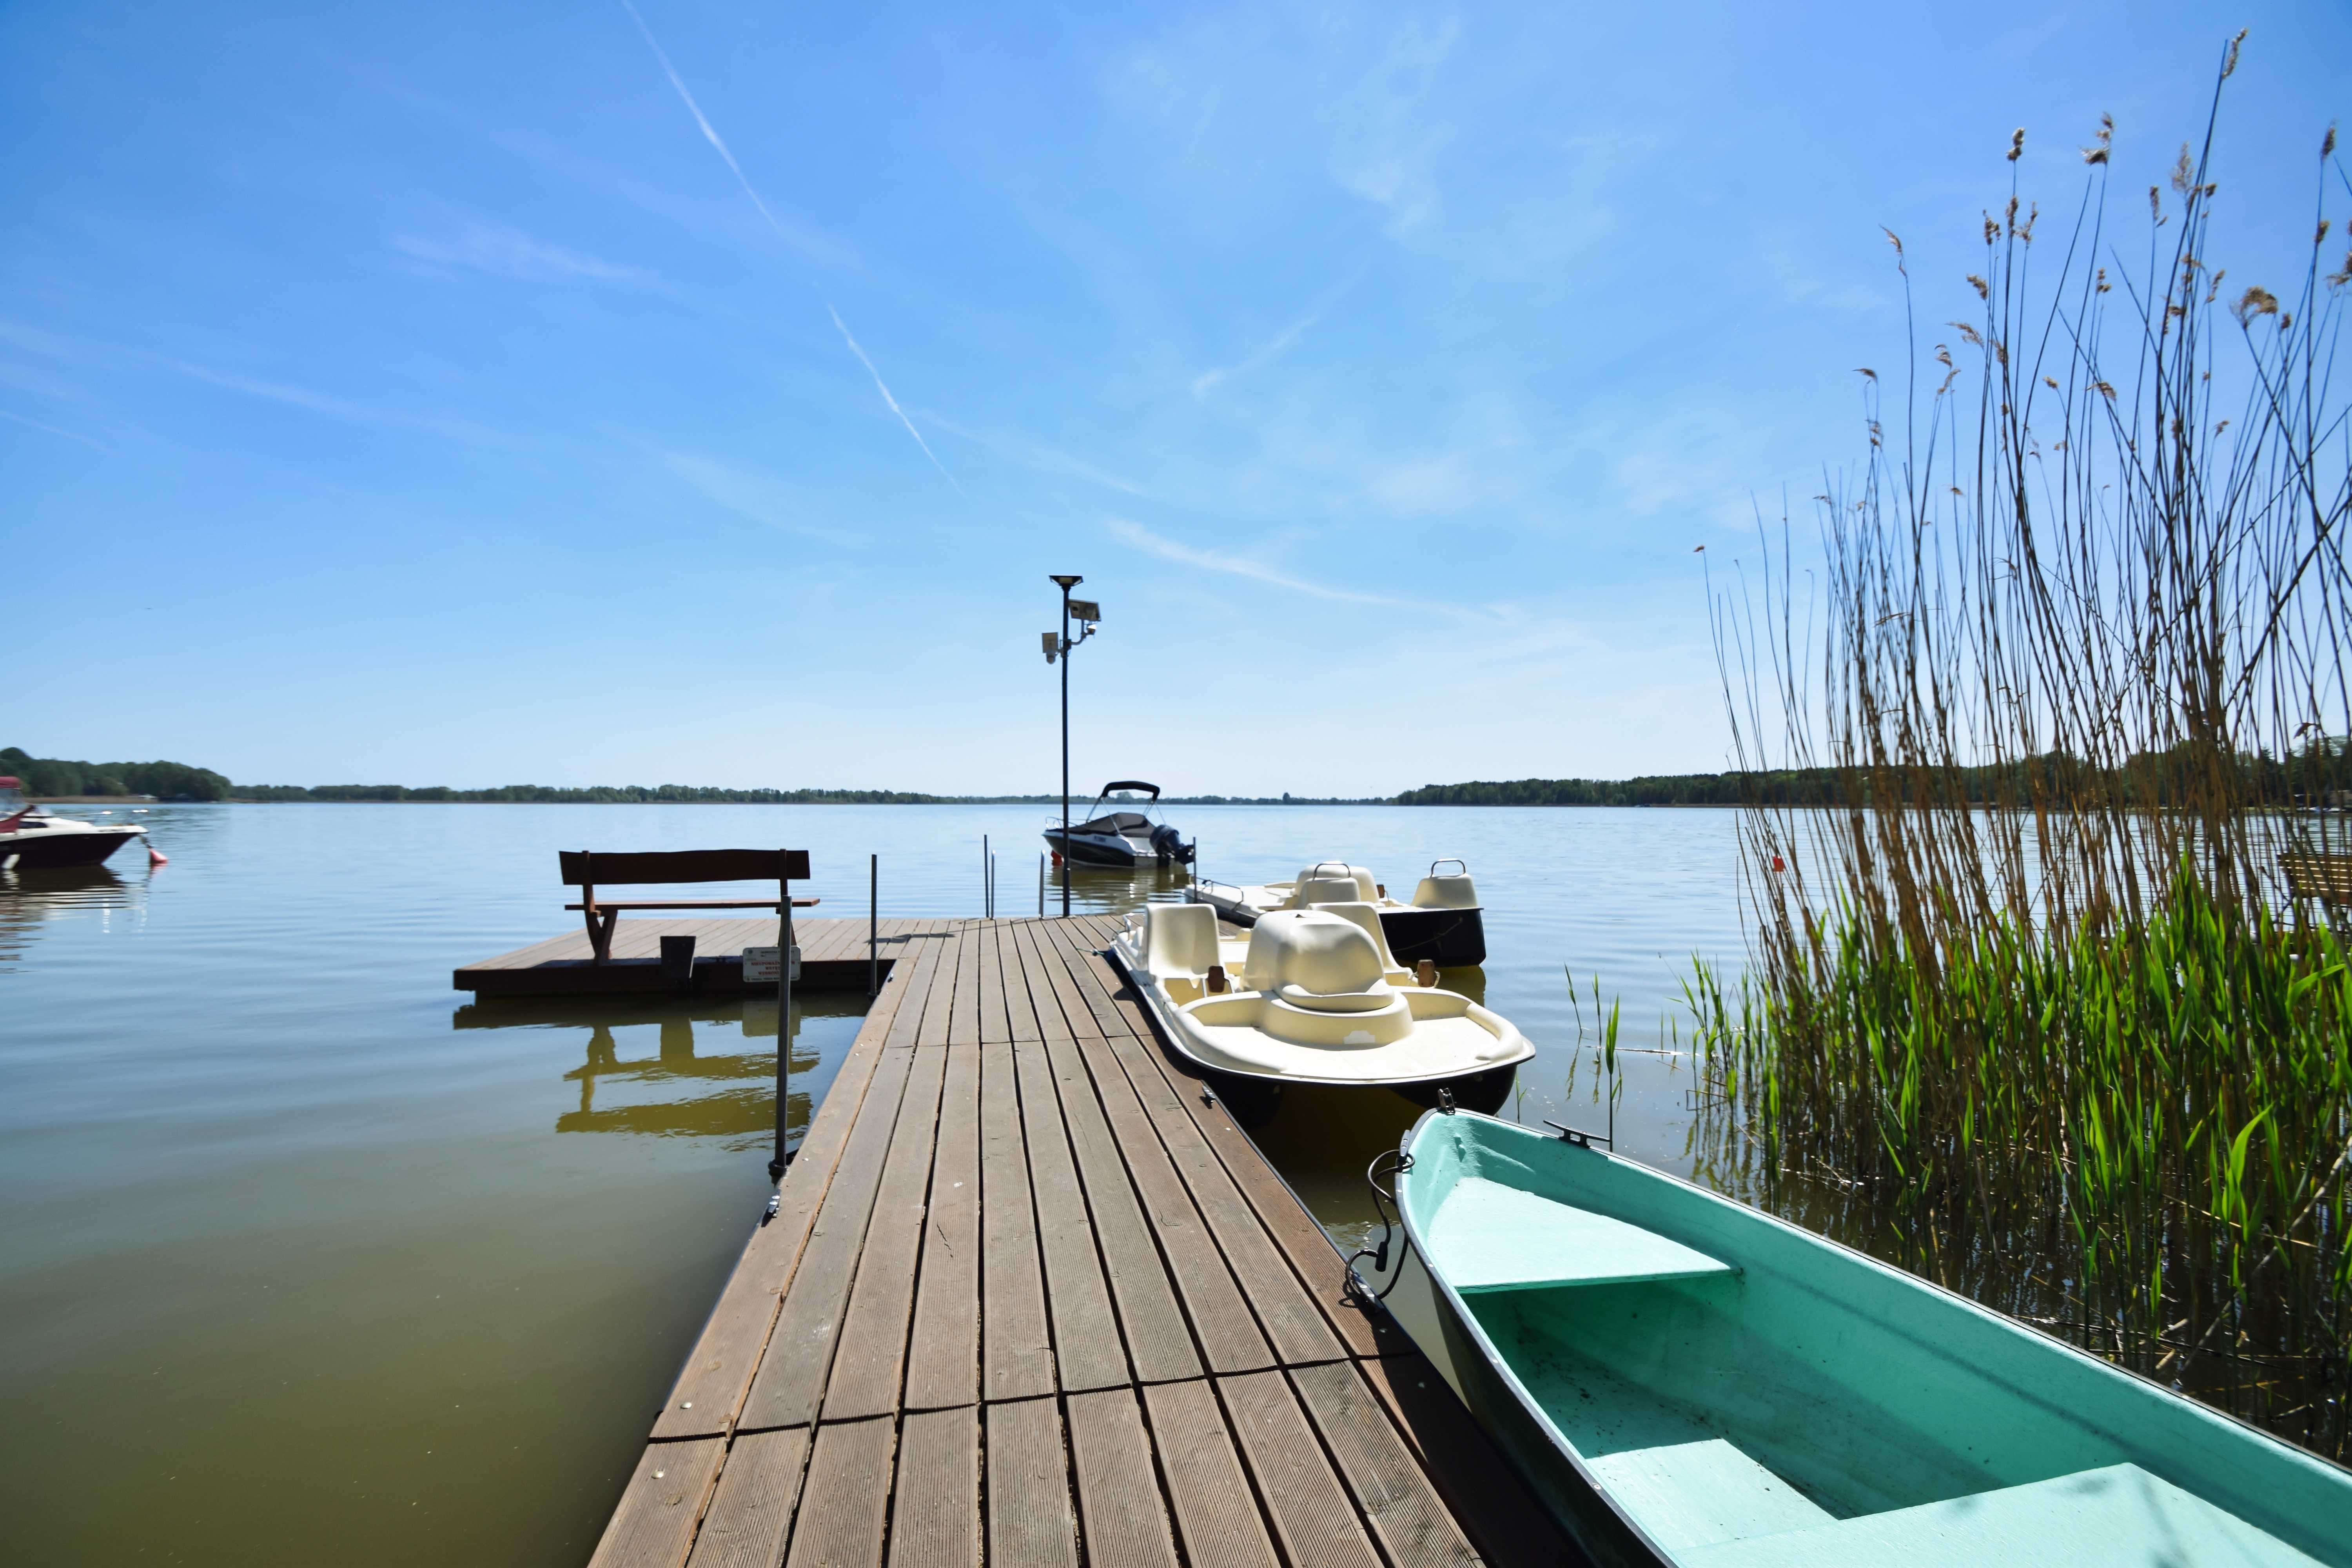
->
[1049, 573, 1084, 590]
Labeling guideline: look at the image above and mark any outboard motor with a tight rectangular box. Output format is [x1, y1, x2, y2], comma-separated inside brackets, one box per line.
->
[1149, 823, 1194, 864]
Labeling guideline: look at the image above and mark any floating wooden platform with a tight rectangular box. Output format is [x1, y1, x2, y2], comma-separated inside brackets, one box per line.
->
[584, 913, 1584, 1568]
[455, 916, 921, 996]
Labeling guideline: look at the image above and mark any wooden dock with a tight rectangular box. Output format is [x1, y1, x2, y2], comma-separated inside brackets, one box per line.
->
[572, 913, 1582, 1568]
[455, 915, 921, 997]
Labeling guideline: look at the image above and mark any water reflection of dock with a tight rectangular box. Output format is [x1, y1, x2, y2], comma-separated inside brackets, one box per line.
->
[588, 915, 1574, 1568]
[452, 995, 872, 1144]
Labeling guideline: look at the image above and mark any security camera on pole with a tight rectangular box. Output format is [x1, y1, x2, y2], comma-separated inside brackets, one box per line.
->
[1043, 574, 1100, 918]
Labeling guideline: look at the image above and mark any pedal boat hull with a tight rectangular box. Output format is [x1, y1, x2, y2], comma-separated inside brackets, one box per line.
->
[1110, 903, 1530, 1096]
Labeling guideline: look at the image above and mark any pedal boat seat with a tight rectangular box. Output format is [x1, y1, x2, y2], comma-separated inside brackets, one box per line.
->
[1240, 910, 1412, 1045]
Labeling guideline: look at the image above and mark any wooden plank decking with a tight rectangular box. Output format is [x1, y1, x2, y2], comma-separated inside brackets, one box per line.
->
[581, 914, 1584, 1568]
[455, 916, 928, 996]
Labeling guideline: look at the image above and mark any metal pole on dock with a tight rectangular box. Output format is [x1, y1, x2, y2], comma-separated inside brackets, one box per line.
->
[1038, 853, 1045, 916]
[1045, 574, 1098, 918]
[983, 834, 990, 917]
[868, 853, 878, 999]
[770, 870, 796, 1181]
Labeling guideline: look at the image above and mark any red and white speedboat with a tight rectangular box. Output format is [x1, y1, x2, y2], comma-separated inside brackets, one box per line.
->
[0, 777, 149, 870]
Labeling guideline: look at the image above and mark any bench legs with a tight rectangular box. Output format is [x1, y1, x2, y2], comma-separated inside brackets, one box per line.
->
[583, 904, 621, 964]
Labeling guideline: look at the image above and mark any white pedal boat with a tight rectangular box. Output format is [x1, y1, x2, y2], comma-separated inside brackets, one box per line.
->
[1111, 900, 1530, 1120]
[1192, 859, 1487, 967]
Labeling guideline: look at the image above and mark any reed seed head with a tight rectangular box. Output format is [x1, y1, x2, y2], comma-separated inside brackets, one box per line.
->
[2007, 127, 2025, 162]
[2083, 113, 2114, 165]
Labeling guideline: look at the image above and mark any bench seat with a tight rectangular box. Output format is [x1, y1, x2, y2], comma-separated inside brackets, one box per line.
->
[1425, 1177, 1735, 1292]
[1683, 1462, 2323, 1568]
[1585, 1439, 1832, 1554]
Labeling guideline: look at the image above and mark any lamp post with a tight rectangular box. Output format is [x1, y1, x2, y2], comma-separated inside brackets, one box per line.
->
[1044, 574, 1099, 917]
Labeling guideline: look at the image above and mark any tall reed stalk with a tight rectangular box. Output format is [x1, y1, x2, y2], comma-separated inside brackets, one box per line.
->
[1693, 40, 2352, 1458]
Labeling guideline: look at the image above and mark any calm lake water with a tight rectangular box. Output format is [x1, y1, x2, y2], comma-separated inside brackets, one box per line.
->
[0, 802, 1746, 1565]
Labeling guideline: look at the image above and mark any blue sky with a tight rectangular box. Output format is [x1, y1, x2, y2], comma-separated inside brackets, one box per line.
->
[5, 1, 2345, 795]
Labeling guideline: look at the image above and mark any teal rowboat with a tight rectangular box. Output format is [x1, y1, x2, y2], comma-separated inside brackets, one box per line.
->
[1358, 1111, 2352, 1568]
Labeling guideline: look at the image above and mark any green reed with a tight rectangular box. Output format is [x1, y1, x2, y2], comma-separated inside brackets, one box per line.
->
[1689, 877, 2351, 1455]
[1696, 40, 2352, 1457]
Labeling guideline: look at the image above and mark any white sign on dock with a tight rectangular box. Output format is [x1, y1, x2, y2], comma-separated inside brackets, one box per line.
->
[742, 946, 800, 984]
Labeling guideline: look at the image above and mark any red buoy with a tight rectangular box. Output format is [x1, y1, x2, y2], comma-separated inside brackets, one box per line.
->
[148, 848, 169, 867]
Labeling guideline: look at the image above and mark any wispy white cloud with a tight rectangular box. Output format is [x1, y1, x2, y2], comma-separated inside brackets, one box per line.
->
[619, 0, 963, 496]
[161, 358, 387, 422]
[1328, 14, 1460, 234]
[0, 407, 103, 446]
[1106, 516, 1479, 617]
[1191, 264, 1368, 398]
[922, 412, 1147, 496]
[155, 354, 514, 446]
[394, 225, 648, 283]
[664, 452, 866, 546]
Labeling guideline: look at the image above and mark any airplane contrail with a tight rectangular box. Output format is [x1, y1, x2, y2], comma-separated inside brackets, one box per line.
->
[618, 0, 963, 494]
[827, 307, 962, 494]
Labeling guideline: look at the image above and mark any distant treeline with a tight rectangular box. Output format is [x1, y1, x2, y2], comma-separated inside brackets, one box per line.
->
[27, 743, 2330, 811]
[232, 784, 964, 804]
[1, 746, 232, 802]
[1399, 746, 2351, 809]
[1396, 773, 1833, 807]
[232, 784, 1385, 804]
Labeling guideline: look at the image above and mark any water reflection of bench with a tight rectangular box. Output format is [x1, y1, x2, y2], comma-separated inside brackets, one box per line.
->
[558, 1018, 821, 1138]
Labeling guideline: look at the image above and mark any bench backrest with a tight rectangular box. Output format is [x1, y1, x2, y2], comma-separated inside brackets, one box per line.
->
[560, 849, 811, 887]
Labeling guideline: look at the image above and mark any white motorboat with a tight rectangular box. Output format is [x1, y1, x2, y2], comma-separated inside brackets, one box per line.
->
[1192, 859, 1486, 967]
[0, 777, 149, 871]
[1044, 780, 1194, 868]
[1111, 899, 1530, 1122]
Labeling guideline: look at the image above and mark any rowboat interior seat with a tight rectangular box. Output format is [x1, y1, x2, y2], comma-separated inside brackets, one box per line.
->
[1427, 1177, 1737, 1293]
[1679, 1461, 2323, 1566]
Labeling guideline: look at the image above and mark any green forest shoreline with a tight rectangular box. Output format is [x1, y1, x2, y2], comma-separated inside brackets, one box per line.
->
[15, 746, 2337, 809]
[9, 744, 1794, 807]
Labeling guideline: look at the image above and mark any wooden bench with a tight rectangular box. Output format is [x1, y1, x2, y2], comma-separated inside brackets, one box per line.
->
[560, 849, 817, 964]
[2280, 849, 2352, 929]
